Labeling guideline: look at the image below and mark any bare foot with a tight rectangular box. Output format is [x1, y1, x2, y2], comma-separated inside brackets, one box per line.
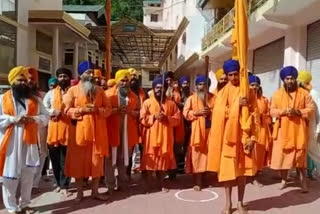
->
[162, 187, 169, 193]
[193, 185, 201, 191]
[61, 189, 73, 197]
[253, 179, 263, 188]
[279, 180, 287, 190]
[237, 203, 248, 214]
[74, 192, 84, 203]
[301, 179, 309, 193]
[92, 194, 110, 201]
[221, 207, 232, 214]
[54, 187, 61, 193]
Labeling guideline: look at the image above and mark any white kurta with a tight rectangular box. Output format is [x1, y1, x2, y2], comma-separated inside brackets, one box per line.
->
[0, 95, 49, 179]
[308, 89, 320, 168]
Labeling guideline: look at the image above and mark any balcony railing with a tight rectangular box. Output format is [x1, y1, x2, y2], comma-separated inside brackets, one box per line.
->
[202, 0, 268, 51]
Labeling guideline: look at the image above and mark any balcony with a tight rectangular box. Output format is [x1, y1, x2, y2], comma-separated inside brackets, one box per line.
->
[201, 0, 268, 51]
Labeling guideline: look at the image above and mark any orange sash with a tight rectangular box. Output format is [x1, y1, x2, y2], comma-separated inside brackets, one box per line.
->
[0, 90, 38, 175]
[47, 86, 70, 146]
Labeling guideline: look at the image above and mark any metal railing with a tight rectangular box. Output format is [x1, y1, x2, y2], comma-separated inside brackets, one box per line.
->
[202, 0, 269, 51]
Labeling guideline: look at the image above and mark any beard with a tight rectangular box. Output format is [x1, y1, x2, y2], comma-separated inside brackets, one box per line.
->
[196, 90, 205, 100]
[130, 79, 140, 93]
[119, 86, 129, 97]
[181, 86, 190, 95]
[217, 82, 227, 91]
[81, 77, 96, 97]
[284, 82, 297, 92]
[59, 79, 70, 90]
[12, 84, 32, 100]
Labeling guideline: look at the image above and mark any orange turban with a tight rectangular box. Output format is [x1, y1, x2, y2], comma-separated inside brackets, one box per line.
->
[94, 69, 102, 78]
[107, 79, 116, 87]
[26, 67, 38, 83]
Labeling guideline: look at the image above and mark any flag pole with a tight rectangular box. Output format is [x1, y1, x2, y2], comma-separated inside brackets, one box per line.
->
[204, 55, 209, 106]
[105, 0, 112, 79]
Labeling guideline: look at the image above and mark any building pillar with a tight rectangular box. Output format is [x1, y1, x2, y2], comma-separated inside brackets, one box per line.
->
[284, 26, 307, 70]
[73, 41, 79, 78]
[84, 43, 89, 61]
[52, 27, 59, 75]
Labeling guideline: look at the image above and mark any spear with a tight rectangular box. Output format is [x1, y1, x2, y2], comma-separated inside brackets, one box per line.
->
[105, 0, 111, 79]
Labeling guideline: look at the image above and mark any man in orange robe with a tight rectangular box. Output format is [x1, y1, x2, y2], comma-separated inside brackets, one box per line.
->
[64, 61, 111, 201]
[105, 69, 139, 192]
[128, 68, 147, 175]
[0, 66, 49, 214]
[249, 75, 272, 187]
[214, 68, 228, 95]
[270, 66, 315, 192]
[43, 68, 73, 196]
[140, 76, 181, 192]
[207, 59, 258, 214]
[100, 77, 108, 90]
[94, 69, 102, 86]
[183, 75, 214, 191]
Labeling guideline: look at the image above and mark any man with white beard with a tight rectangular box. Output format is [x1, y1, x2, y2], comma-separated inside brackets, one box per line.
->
[0, 66, 49, 214]
[105, 69, 139, 193]
[64, 61, 111, 202]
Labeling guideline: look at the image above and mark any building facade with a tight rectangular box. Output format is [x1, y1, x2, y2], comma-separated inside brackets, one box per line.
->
[200, 0, 320, 98]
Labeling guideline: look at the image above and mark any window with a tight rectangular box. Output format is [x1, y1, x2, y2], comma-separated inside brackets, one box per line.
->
[64, 53, 73, 65]
[151, 14, 159, 22]
[0, 0, 17, 21]
[0, 20, 16, 74]
[38, 56, 51, 72]
[95, 56, 99, 67]
[182, 32, 187, 45]
[36, 31, 53, 55]
[149, 71, 160, 81]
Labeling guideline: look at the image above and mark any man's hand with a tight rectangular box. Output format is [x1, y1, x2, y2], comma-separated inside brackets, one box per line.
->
[287, 108, 301, 117]
[239, 97, 249, 107]
[81, 107, 98, 115]
[155, 112, 167, 122]
[202, 107, 211, 117]
[244, 139, 255, 153]
[16, 116, 35, 124]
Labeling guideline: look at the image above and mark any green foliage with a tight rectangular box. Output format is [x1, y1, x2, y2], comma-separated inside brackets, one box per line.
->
[63, 0, 144, 21]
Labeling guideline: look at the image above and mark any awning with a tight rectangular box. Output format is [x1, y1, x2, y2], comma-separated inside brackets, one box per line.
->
[28, 10, 91, 41]
[88, 18, 189, 69]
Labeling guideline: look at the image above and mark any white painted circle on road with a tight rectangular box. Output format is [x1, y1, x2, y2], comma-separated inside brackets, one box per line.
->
[174, 189, 219, 203]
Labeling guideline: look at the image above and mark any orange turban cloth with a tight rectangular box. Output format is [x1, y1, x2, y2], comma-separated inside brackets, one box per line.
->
[107, 79, 116, 87]
[94, 69, 102, 78]
[26, 67, 38, 83]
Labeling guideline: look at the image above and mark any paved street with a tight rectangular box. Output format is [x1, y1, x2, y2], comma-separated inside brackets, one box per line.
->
[1, 169, 320, 214]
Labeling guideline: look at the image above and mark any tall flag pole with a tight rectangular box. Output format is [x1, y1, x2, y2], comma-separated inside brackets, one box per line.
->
[231, 0, 251, 147]
[105, 0, 112, 79]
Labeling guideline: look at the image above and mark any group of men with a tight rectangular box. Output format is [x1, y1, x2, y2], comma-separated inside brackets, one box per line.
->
[0, 58, 320, 214]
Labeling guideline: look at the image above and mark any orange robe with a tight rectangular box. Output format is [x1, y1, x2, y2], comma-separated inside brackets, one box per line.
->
[256, 96, 272, 170]
[270, 87, 315, 170]
[105, 86, 139, 149]
[140, 96, 181, 171]
[47, 86, 71, 146]
[172, 89, 185, 144]
[183, 93, 214, 173]
[207, 82, 258, 182]
[63, 83, 111, 178]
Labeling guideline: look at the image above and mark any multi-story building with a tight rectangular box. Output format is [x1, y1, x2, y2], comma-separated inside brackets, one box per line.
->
[143, 0, 209, 90]
[199, 0, 320, 98]
[0, 0, 105, 91]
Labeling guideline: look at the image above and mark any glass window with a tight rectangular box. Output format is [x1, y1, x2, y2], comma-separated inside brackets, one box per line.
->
[151, 14, 159, 22]
[64, 52, 74, 65]
[0, 0, 17, 21]
[36, 31, 53, 55]
[0, 20, 16, 74]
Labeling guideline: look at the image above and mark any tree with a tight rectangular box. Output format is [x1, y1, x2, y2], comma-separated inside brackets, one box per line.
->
[63, 0, 144, 21]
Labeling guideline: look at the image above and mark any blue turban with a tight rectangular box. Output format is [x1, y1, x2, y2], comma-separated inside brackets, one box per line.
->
[195, 74, 211, 86]
[280, 66, 298, 81]
[249, 75, 261, 85]
[179, 76, 189, 85]
[78, 61, 93, 76]
[223, 59, 240, 74]
[152, 76, 164, 88]
[48, 77, 58, 86]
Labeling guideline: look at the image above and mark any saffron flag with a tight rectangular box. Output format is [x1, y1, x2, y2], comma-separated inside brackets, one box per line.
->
[231, 0, 251, 145]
